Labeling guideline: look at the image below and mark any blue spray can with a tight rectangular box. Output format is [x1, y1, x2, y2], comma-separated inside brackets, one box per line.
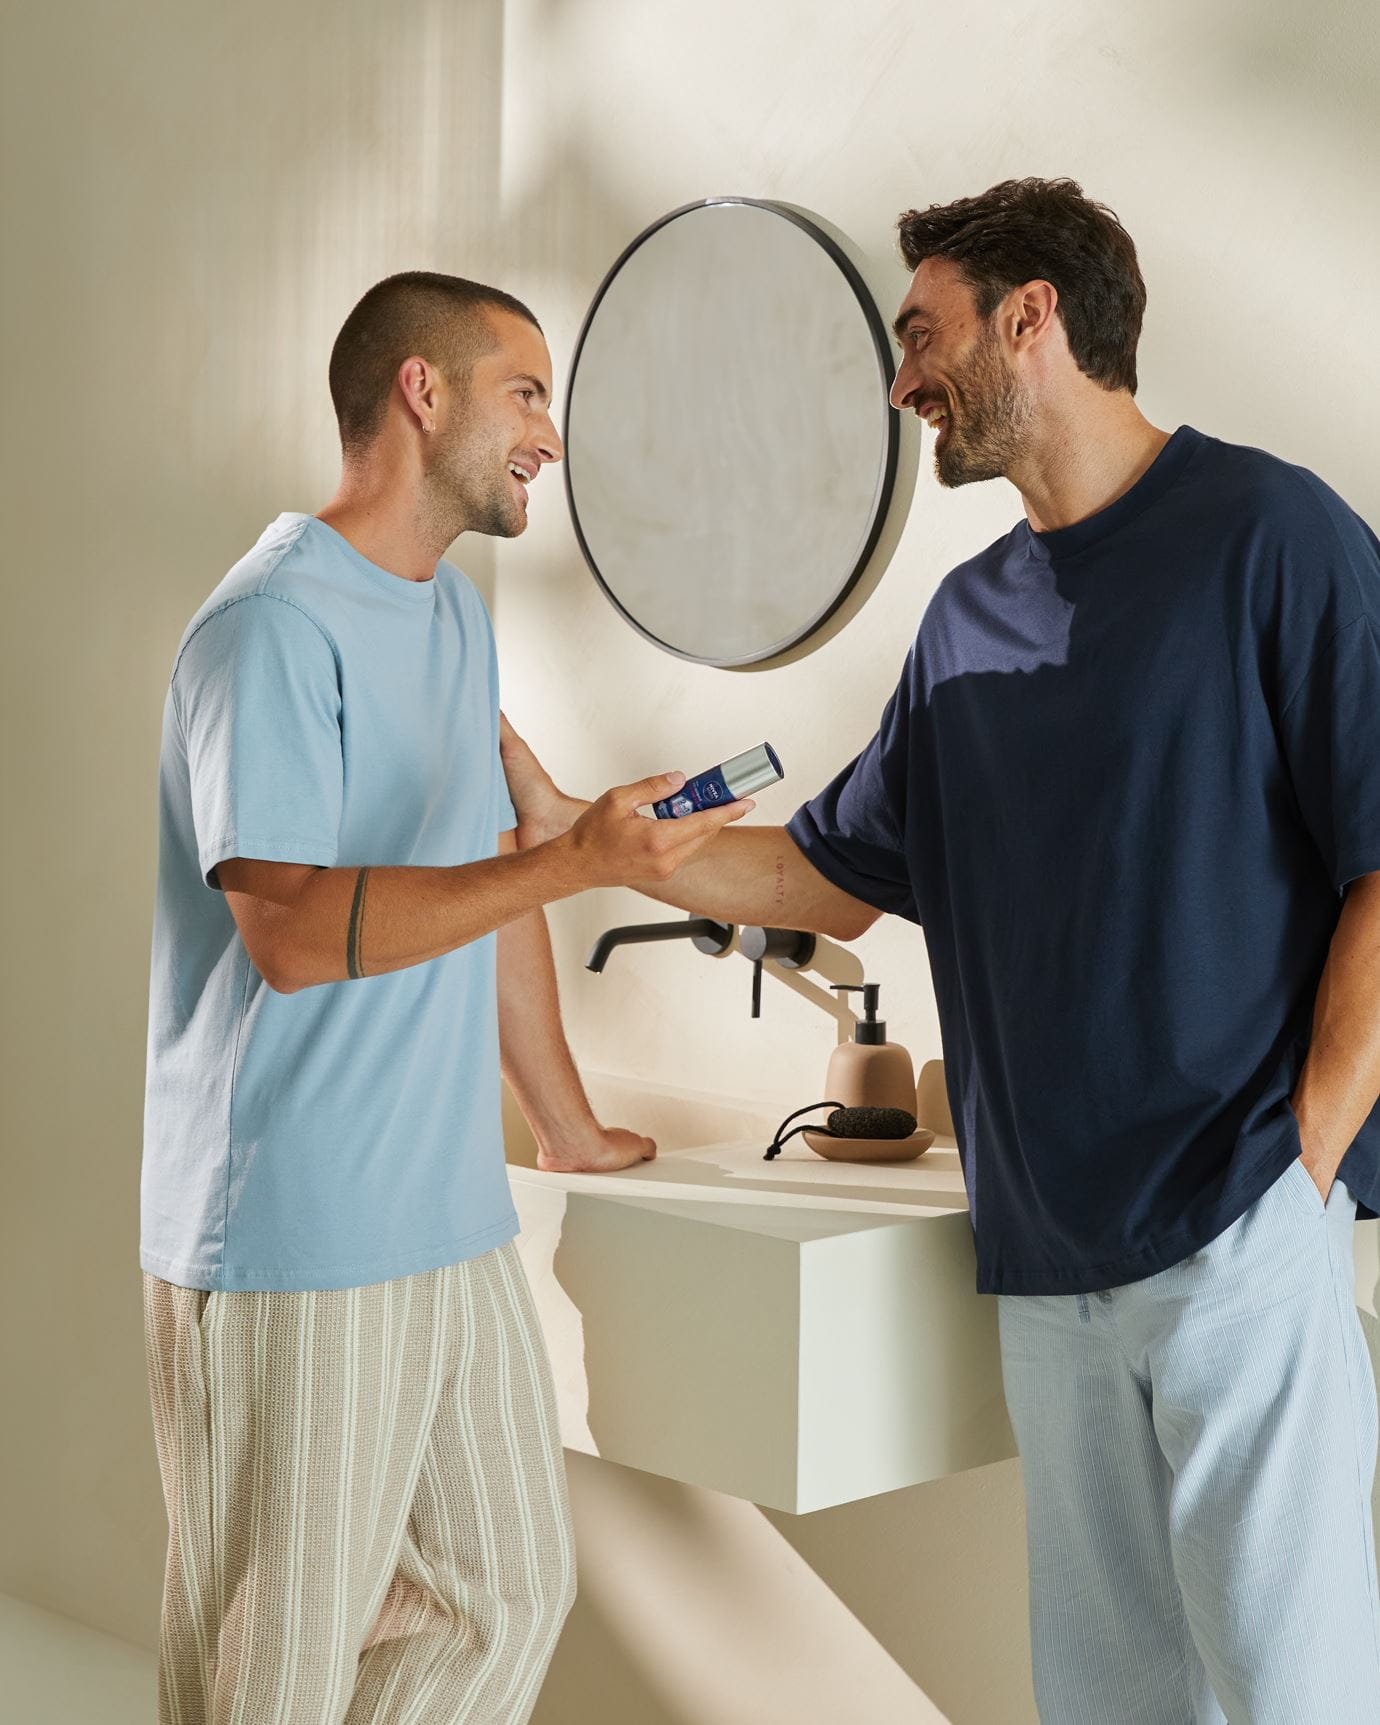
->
[653, 742, 783, 820]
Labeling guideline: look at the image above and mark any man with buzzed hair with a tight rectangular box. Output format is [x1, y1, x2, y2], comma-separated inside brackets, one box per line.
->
[140, 271, 751, 1723]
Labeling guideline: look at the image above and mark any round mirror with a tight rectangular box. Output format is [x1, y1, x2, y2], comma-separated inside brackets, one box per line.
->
[563, 198, 900, 667]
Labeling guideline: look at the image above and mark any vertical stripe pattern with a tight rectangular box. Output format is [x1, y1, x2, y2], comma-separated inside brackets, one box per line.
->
[143, 1243, 575, 1725]
[997, 1161, 1380, 1724]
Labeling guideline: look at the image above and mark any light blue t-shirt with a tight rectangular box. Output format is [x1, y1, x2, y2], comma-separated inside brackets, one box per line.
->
[142, 513, 519, 1292]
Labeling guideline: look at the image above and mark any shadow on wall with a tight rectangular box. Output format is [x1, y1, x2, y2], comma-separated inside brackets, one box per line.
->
[537, 1567, 700, 1725]
[535, 1451, 967, 1725]
[762, 1464, 1033, 1725]
[0, 0, 512, 1650]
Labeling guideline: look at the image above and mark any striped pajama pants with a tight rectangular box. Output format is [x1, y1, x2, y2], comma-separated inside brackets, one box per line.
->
[143, 1242, 576, 1725]
[999, 1160, 1380, 1724]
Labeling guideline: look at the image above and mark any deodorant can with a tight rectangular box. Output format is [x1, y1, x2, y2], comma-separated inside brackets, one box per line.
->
[653, 742, 783, 820]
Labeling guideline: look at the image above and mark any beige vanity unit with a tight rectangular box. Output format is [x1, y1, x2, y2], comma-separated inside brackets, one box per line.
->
[505, 1075, 1016, 1516]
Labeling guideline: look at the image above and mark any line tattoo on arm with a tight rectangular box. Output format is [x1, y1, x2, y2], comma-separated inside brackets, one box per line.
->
[346, 867, 370, 979]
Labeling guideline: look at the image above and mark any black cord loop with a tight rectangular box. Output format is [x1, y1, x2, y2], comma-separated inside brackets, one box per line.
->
[764, 1099, 845, 1161]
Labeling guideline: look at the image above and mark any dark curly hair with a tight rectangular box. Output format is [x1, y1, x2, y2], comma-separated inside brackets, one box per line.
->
[896, 178, 1145, 393]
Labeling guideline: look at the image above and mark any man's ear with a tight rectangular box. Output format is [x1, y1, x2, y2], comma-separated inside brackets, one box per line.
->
[1011, 279, 1059, 346]
[397, 355, 441, 434]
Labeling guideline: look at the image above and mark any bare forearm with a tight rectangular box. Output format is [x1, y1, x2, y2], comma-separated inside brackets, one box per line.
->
[498, 715, 877, 939]
[1293, 872, 1380, 1183]
[498, 907, 596, 1145]
[222, 763, 754, 994]
[632, 823, 877, 939]
[253, 845, 586, 992]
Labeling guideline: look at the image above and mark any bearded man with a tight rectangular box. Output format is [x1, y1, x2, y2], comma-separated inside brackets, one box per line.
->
[500, 181, 1380, 1723]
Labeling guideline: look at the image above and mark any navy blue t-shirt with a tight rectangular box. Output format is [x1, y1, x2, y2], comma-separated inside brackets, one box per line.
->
[788, 426, 1380, 1295]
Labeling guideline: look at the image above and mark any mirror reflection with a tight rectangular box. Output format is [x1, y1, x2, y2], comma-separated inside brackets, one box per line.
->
[564, 199, 899, 666]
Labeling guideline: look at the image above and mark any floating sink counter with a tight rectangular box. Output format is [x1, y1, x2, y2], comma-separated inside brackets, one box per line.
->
[508, 1133, 1017, 1515]
[517, 1136, 971, 1213]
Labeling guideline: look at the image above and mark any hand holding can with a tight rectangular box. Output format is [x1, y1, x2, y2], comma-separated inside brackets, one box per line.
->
[652, 742, 783, 819]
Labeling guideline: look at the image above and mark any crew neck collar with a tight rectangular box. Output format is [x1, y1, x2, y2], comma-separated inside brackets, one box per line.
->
[1023, 425, 1205, 562]
[274, 513, 439, 604]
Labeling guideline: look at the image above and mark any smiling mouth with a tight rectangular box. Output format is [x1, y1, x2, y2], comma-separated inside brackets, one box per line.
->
[507, 460, 535, 503]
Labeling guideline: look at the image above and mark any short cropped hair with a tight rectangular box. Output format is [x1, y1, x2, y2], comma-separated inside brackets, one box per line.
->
[896, 178, 1145, 393]
[328, 271, 541, 453]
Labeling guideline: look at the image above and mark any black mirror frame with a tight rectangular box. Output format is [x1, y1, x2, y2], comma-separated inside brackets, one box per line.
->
[562, 196, 902, 669]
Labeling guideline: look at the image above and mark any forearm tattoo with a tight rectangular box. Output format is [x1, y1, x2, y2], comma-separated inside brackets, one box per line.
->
[346, 867, 370, 979]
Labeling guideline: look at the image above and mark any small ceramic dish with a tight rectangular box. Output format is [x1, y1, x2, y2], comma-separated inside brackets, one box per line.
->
[801, 1127, 936, 1164]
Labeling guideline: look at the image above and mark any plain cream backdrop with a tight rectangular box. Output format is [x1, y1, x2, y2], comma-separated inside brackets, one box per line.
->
[3, 2, 1378, 1720]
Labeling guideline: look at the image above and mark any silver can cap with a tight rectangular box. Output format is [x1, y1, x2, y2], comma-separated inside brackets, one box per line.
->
[721, 742, 784, 800]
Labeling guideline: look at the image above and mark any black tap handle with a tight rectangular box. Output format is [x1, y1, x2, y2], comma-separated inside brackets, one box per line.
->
[751, 958, 763, 1019]
[741, 925, 817, 970]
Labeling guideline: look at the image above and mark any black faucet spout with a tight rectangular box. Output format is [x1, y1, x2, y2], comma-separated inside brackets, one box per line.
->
[586, 917, 734, 972]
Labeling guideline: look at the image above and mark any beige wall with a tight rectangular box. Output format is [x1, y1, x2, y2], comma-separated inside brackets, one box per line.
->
[4, 2, 1379, 1721]
[0, 0, 509, 1649]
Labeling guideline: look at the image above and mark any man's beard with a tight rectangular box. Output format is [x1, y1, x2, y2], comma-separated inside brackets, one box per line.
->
[935, 321, 1033, 489]
[425, 424, 524, 541]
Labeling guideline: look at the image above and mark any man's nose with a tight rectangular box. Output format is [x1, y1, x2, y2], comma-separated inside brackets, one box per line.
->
[538, 413, 563, 465]
[889, 365, 916, 413]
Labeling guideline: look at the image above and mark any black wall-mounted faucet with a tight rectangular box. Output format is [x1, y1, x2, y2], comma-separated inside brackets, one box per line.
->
[585, 917, 735, 973]
[584, 919, 818, 1019]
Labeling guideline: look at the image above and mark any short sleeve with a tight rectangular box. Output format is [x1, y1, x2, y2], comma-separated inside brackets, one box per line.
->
[786, 653, 921, 924]
[1278, 612, 1380, 890]
[172, 595, 344, 888]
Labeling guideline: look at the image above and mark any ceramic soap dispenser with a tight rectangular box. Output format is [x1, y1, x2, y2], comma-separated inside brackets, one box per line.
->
[826, 983, 916, 1113]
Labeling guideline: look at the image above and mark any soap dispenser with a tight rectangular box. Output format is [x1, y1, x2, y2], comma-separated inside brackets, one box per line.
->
[826, 983, 916, 1114]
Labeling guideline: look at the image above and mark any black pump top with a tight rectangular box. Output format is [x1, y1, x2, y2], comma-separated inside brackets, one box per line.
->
[831, 981, 887, 1045]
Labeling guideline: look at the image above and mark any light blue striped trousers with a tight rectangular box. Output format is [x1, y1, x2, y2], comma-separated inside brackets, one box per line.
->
[999, 1158, 1380, 1724]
